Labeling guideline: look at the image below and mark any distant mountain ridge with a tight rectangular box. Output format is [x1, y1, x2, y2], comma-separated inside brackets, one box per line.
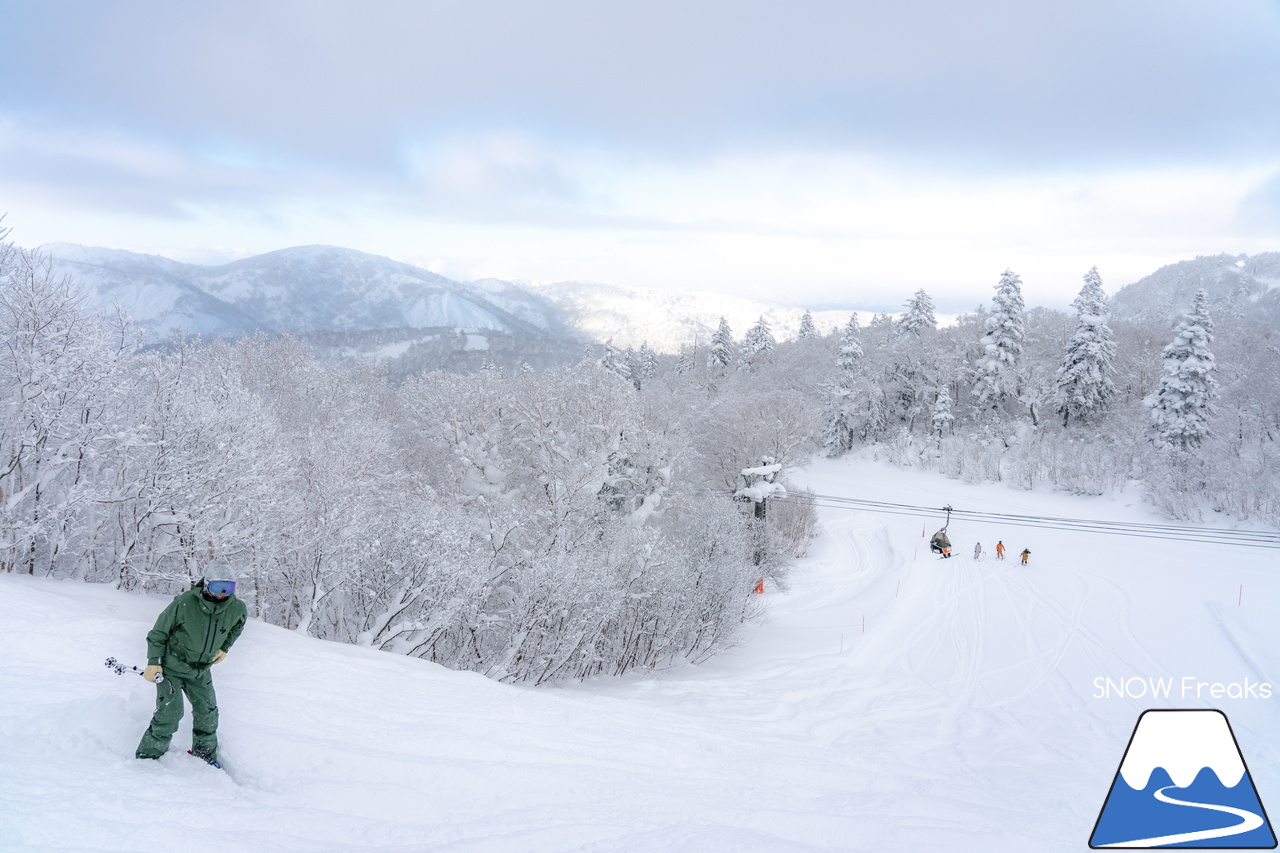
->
[44, 243, 567, 343]
[42, 243, 854, 353]
[1109, 251, 1280, 327]
[45, 242, 1280, 355]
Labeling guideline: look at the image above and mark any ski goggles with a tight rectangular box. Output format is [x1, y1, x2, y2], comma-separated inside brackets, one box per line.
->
[206, 580, 236, 597]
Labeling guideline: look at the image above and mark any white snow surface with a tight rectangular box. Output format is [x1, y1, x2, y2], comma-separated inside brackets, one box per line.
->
[4, 456, 1279, 852]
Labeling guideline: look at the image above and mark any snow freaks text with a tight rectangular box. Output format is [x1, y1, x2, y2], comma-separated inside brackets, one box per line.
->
[1093, 677, 1273, 701]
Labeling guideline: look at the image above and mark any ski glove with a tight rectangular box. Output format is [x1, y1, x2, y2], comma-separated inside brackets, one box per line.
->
[143, 665, 163, 683]
[212, 650, 227, 665]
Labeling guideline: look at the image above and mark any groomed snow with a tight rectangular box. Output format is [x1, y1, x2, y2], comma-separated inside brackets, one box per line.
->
[3, 455, 1278, 852]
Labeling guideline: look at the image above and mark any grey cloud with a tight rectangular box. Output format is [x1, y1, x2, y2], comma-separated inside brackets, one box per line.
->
[3, 0, 1278, 174]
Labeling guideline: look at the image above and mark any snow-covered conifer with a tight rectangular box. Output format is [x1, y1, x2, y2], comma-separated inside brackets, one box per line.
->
[739, 316, 776, 369]
[972, 269, 1025, 410]
[931, 386, 954, 437]
[797, 310, 817, 339]
[836, 314, 863, 370]
[707, 317, 735, 369]
[1054, 267, 1116, 427]
[624, 346, 642, 388]
[1148, 289, 1218, 450]
[638, 343, 659, 385]
[897, 290, 937, 338]
[820, 384, 856, 456]
[599, 341, 632, 382]
[675, 350, 692, 375]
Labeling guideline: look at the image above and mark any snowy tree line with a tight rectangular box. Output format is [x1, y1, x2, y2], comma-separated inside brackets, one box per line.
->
[5, 223, 1276, 681]
[0, 233, 815, 683]
[806, 267, 1279, 525]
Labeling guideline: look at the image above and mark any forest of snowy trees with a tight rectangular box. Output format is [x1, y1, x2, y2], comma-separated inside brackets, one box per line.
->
[3, 225, 1278, 682]
[0, 231, 816, 683]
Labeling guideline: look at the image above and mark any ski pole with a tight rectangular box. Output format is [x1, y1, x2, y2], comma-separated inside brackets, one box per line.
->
[104, 656, 163, 683]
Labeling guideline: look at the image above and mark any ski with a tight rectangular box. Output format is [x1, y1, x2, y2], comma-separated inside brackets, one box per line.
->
[187, 749, 223, 770]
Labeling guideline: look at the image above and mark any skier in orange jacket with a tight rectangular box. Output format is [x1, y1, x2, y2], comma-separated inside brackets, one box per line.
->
[995, 541, 1006, 560]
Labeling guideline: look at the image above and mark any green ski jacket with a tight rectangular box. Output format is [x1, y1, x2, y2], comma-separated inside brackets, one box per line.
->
[146, 583, 248, 677]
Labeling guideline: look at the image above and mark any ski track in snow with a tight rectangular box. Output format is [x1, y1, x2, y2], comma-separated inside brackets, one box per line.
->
[3, 455, 1279, 852]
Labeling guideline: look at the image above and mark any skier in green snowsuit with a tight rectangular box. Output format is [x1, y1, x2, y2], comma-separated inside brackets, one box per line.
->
[135, 577, 247, 764]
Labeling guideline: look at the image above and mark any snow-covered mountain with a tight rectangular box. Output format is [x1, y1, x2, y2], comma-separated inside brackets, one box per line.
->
[54, 240, 1280, 354]
[42, 243, 858, 352]
[43, 244, 569, 342]
[1110, 251, 1280, 327]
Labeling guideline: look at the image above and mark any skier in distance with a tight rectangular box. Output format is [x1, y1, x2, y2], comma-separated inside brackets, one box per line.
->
[135, 573, 247, 766]
[1020, 548, 1031, 566]
[995, 541, 1005, 560]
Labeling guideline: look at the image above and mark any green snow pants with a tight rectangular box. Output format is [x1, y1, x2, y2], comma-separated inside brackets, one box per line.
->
[135, 666, 219, 760]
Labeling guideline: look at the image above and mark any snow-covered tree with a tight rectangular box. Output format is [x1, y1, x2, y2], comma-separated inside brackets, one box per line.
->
[1148, 289, 1218, 450]
[931, 385, 955, 437]
[884, 291, 940, 428]
[865, 311, 896, 348]
[0, 238, 143, 577]
[797, 310, 817, 339]
[896, 290, 937, 339]
[820, 383, 857, 456]
[707, 317, 734, 369]
[973, 269, 1026, 410]
[1054, 267, 1116, 427]
[599, 341, 631, 383]
[674, 350, 692, 375]
[836, 314, 863, 370]
[637, 342, 659, 386]
[739, 316, 776, 369]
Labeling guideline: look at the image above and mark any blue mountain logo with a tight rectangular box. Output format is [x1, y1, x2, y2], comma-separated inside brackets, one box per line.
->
[1091, 709, 1276, 848]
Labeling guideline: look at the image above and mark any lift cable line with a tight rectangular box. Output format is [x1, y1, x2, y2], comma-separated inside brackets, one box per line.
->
[673, 489, 1280, 550]
[764, 493, 1280, 550]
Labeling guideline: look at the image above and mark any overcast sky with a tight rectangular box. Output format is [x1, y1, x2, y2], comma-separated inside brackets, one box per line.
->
[2, 0, 1278, 312]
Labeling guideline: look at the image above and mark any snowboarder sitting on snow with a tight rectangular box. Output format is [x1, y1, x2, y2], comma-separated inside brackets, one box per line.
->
[135, 574, 247, 766]
[929, 529, 952, 558]
[1020, 548, 1031, 566]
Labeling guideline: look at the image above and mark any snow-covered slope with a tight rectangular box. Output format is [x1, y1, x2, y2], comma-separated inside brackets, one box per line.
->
[1110, 251, 1280, 327]
[42, 244, 566, 342]
[5, 456, 1278, 852]
[40, 243, 865, 351]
